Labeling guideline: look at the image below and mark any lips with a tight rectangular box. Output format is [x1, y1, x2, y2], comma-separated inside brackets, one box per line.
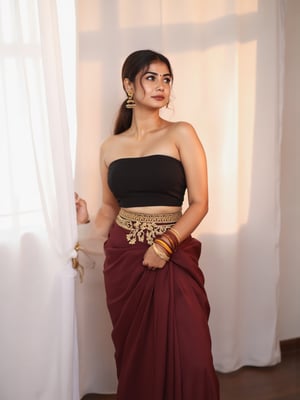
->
[152, 96, 165, 101]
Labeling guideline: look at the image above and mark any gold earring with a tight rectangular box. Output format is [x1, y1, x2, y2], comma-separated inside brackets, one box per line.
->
[126, 91, 136, 109]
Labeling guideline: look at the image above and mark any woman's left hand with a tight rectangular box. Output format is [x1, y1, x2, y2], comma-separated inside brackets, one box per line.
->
[142, 245, 167, 270]
[75, 192, 89, 224]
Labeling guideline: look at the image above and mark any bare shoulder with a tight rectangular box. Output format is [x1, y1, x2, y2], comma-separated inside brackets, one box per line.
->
[101, 133, 119, 151]
[171, 120, 195, 131]
[168, 120, 197, 138]
[100, 133, 124, 166]
[169, 121, 204, 149]
[100, 135, 110, 152]
[170, 122, 207, 184]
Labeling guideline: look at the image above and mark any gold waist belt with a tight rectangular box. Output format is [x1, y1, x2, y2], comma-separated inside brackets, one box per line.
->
[115, 208, 181, 245]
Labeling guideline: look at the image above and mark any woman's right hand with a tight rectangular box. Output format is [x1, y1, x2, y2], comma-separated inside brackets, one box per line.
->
[142, 245, 167, 270]
[75, 192, 90, 224]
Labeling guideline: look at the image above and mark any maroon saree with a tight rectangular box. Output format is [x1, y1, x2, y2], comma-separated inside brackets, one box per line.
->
[103, 221, 219, 400]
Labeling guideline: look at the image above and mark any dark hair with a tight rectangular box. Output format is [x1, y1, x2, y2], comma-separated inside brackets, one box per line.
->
[114, 50, 173, 135]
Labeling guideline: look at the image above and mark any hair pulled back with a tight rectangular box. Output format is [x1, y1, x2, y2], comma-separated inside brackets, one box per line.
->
[114, 49, 173, 135]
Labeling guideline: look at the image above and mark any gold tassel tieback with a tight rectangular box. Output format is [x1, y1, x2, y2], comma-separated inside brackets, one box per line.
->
[72, 242, 95, 283]
[72, 242, 85, 282]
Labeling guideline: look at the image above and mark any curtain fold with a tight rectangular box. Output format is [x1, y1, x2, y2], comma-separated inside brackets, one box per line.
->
[76, 0, 283, 394]
[0, 0, 79, 399]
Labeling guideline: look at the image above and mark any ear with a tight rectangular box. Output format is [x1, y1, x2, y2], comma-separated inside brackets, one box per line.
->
[123, 78, 134, 93]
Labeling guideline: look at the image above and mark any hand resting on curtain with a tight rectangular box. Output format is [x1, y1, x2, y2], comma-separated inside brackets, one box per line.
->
[75, 192, 90, 224]
[75, 192, 105, 259]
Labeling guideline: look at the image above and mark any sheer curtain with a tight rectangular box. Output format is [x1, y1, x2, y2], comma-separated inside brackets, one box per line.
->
[76, 0, 284, 395]
[0, 1, 79, 399]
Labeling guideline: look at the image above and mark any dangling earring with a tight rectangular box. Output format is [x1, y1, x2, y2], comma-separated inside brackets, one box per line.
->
[126, 91, 136, 109]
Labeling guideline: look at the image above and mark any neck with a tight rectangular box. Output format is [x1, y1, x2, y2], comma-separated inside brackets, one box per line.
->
[130, 108, 164, 138]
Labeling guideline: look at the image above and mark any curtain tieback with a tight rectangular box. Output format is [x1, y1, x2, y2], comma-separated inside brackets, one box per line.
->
[72, 242, 96, 283]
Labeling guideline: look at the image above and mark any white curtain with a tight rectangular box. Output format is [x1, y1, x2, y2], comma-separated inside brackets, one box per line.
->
[0, 1, 79, 399]
[76, 0, 284, 395]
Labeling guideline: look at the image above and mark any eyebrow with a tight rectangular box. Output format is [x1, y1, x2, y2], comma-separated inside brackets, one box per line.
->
[143, 71, 172, 77]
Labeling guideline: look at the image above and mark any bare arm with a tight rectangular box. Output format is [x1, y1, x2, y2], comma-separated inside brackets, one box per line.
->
[171, 121, 208, 240]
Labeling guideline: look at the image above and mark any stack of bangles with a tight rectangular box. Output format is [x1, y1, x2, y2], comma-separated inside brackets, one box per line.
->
[152, 227, 181, 262]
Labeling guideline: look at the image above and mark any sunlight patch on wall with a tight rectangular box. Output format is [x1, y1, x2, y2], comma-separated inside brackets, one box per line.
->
[237, 0, 258, 15]
[179, 41, 257, 237]
[77, 60, 105, 213]
[118, 0, 162, 28]
[77, 0, 102, 31]
[162, 0, 237, 24]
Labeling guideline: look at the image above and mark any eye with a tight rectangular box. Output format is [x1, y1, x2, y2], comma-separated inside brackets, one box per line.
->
[164, 77, 172, 84]
[146, 74, 155, 81]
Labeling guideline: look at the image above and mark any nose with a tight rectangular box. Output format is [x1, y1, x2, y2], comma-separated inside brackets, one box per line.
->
[156, 78, 165, 91]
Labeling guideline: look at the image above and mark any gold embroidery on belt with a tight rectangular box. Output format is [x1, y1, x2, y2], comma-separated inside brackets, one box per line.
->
[116, 209, 181, 245]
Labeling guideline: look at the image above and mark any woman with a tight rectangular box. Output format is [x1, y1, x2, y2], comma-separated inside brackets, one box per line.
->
[77, 49, 219, 400]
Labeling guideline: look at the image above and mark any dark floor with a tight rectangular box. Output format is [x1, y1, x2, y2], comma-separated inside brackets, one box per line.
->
[82, 341, 300, 400]
[217, 346, 300, 400]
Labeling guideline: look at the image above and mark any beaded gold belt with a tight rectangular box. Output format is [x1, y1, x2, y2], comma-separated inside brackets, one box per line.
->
[115, 208, 182, 245]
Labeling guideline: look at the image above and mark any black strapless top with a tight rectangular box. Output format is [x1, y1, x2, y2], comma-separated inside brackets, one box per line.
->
[107, 155, 186, 207]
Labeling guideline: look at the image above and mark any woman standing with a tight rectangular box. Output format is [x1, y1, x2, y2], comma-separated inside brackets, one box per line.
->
[77, 49, 219, 400]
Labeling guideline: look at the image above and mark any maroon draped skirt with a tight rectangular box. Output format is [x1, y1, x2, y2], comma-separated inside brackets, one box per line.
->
[103, 220, 219, 400]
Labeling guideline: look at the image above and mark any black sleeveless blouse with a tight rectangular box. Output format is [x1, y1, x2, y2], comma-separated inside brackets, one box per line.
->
[107, 155, 186, 207]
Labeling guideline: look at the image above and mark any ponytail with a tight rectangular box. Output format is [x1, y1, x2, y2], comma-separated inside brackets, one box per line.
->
[114, 100, 133, 135]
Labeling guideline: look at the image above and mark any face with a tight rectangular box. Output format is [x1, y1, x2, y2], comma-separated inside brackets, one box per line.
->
[126, 61, 173, 109]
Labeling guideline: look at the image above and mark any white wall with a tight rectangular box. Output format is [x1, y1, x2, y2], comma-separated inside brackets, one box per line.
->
[278, 0, 300, 340]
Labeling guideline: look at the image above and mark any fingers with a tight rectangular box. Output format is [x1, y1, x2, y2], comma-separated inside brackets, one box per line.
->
[144, 264, 156, 271]
[74, 192, 87, 205]
[77, 198, 87, 207]
[75, 192, 81, 207]
[75, 194, 87, 208]
[142, 259, 164, 271]
[142, 259, 154, 270]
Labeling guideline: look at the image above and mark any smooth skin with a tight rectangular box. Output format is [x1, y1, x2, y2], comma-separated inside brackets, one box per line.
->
[77, 61, 208, 270]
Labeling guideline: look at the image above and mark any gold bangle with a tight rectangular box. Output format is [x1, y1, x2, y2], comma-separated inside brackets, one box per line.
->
[152, 243, 170, 261]
[169, 227, 181, 243]
[162, 231, 178, 250]
[154, 238, 173, 254]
